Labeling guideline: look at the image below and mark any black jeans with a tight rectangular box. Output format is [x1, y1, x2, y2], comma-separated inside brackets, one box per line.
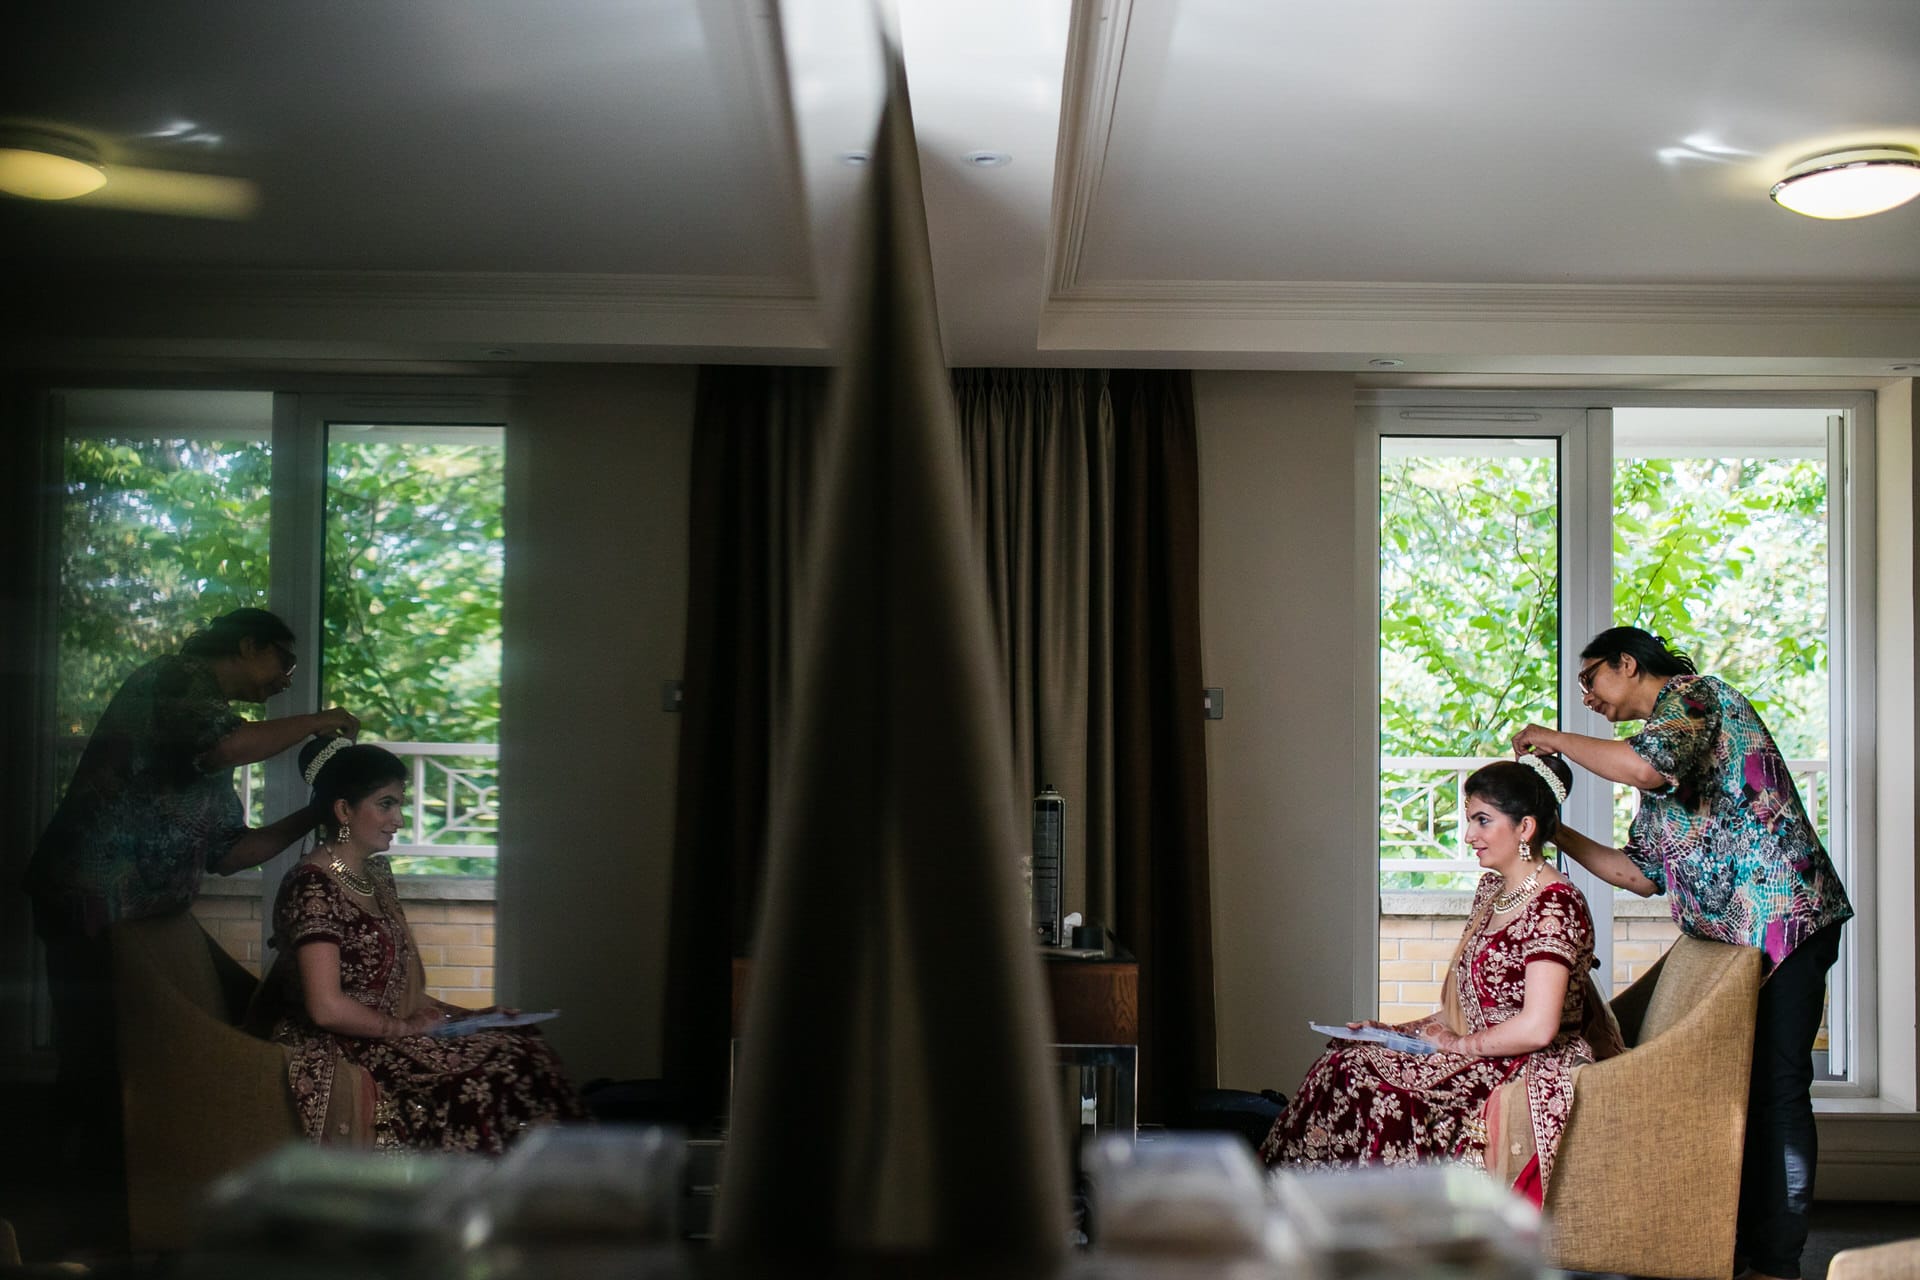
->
[35, 917, 123, 1169]
[1736, 919, 1843, 1280]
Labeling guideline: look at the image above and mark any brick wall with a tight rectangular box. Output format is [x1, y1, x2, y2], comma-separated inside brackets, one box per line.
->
[1378, 891, 1681, 1023]
[195, 881, 1792, 1040]
[192, 875, 499, 1008]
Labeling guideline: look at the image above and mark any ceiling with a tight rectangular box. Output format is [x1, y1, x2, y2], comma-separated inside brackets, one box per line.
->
[2, 0, 1918, 376]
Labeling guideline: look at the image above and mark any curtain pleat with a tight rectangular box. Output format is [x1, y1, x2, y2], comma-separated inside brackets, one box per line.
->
[953, 367, 1214, 1121]
[662, 364, 825, 1119]
[1109, 370, 1217, 1122]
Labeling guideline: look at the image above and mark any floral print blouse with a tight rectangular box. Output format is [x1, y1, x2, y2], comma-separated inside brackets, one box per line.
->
[27, 654, 246, 937]
[1625, 674, 1853, 969]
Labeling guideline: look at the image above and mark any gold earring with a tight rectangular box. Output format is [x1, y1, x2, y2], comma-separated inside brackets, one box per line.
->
[1518, 839, 1533, 863]
[337, 822, 352, 845]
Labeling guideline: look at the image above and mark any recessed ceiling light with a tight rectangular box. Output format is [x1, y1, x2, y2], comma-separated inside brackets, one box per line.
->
[0, 129, 106, 200]
[964, 151, 1011, 168]
[1368, 358, 1405, 368]
[1770, 146, 1920, 219]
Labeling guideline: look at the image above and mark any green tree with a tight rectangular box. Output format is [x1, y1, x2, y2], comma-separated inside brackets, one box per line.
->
[56, 434, 506, 876]
[323, 440, 505, 875]
[1379, 449, 1829, 890]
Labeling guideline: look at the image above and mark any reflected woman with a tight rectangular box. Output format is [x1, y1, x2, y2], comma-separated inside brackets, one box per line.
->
[27, 608, 359, 1157]
[252, 737, 587, 1151]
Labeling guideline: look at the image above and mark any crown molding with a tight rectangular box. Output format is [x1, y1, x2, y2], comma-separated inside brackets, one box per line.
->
[3, 268, 831, 357]
[1046, 0, 1136, 298]
[1049, 279, 1920, 323]
[1038, 279, 1920, 367]
[30, 267, 821, 313]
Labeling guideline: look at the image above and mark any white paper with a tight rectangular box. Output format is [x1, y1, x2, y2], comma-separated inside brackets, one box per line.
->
[428, 1009, 560, 1038]
[1308, 1020, 1438, 1055]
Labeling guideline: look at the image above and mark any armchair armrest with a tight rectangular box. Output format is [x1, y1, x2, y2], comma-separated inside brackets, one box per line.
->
[114, 928, 303, 1252]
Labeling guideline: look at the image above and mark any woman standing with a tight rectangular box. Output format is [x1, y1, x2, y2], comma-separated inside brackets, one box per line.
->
[27, 608, 360, 1155]
[1512, 626, 1852, 1280]
[1262, 756, 1610, 1205]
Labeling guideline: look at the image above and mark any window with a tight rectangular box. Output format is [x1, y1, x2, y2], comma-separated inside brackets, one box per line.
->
[54, 392, 276, 824]
[324, 424, 505, 874]
[1378, 435, 1559, 899]
[1367, 397, 1872, 1092]
[1610, 408, 1844, 1076]
[27, 386, 512, 1033]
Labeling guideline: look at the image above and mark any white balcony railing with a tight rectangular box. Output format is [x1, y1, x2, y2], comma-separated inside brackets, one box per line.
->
[382, 742, 499, 861]
[59, 736, 499, 864]
[1380, 753, 1828, 880]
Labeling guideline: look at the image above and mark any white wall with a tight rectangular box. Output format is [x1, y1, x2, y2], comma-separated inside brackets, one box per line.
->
[1194, 371, 1368, 1091]
[492, 363, 1377, 1097]
[497, 364, 696, 1082]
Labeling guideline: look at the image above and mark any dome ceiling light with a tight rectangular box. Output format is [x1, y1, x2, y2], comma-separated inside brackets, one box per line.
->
[0, 129, 105, 200]
[1769, 146, 1920, 219]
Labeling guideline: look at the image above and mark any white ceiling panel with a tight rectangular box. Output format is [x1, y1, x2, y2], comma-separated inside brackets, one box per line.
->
[1, 0, 1916, 370]
[0, 0, 813, 279]
[1075, 0, 1920, 286]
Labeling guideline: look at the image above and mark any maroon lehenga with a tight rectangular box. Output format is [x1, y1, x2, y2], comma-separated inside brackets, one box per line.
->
[1260, 879, 1604, 1203]
[260, 859, 587, 1153]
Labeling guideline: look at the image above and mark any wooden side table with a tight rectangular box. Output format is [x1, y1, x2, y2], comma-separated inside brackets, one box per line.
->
[728, 952, 1141, 1133]
[1043, 953, 1139, 1137]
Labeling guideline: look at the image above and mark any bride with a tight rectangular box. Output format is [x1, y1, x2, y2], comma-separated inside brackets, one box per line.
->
[250, 736, 588, 1152]
[1261, 753, 1616, 1204]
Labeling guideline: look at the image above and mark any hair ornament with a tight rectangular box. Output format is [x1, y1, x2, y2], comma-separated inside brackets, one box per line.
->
[1517, 752, 1568, 805]
[303, 736, 352, 786]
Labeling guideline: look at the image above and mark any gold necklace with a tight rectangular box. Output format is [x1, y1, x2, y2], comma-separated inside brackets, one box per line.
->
[327, 852, 376, 897]
[1491, 865, 1543, 913]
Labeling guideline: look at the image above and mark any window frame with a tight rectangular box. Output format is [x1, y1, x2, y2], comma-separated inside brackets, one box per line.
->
[266, 393, 516, 956]
[1358, 388, 1879, 1099]
[9, 376, 519, 1076]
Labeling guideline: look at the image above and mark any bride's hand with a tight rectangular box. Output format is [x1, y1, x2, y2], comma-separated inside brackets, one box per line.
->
[400, 1007, 449, 1035]
[1345, 1020, 1391, 1032]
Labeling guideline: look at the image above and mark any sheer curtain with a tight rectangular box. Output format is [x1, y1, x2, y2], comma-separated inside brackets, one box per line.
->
[666, 367, 1216, 1125]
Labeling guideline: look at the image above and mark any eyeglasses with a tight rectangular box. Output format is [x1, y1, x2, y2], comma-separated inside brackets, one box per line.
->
[1576, 659, 1604, 694]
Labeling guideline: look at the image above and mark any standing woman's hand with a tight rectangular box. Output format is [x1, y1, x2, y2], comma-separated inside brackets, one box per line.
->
[315, 707, 361, 740]
[1511, 724, 1561, 757]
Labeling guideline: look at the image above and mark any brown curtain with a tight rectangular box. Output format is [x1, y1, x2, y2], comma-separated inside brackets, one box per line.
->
[953, 367, 1216, 1122]
[667, 366, 1217, 1126]
[661, 364, 827, 1118]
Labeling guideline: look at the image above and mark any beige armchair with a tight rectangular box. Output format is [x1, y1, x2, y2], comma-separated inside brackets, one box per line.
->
[1542, 934, 1762, 1279]
[1828, 1238, 1920, 1280]
[111, 912, 302, 1253]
